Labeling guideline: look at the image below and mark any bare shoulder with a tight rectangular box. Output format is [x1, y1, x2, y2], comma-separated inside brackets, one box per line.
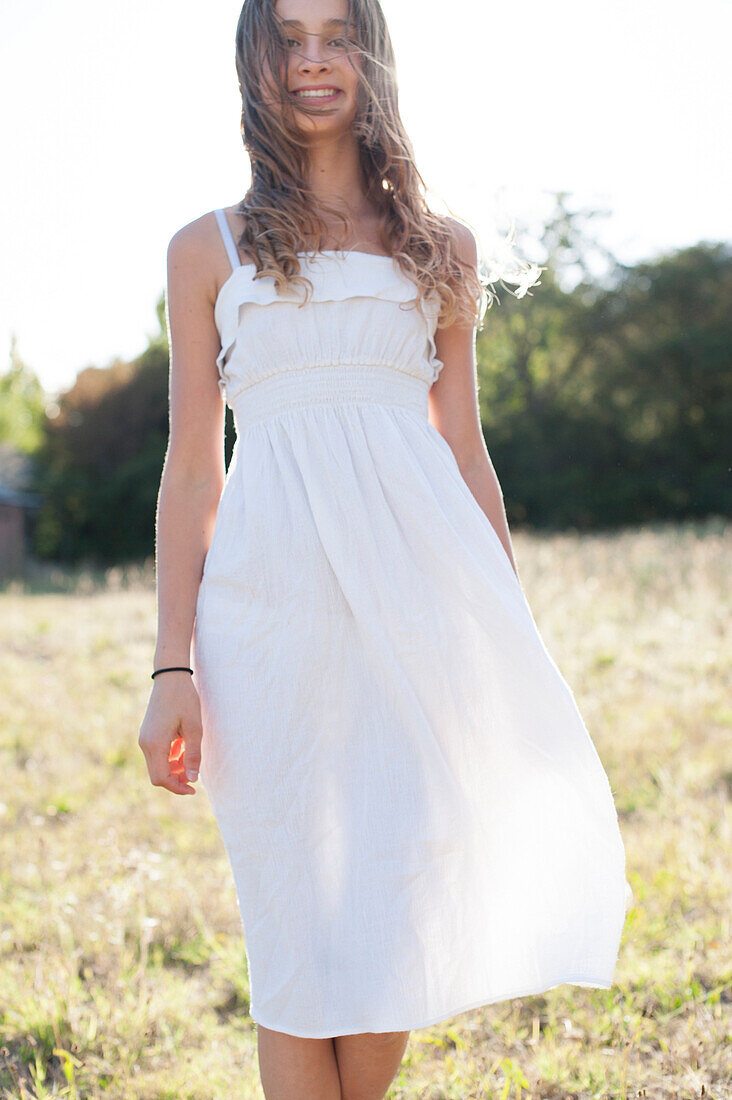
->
[167, 209, 215, 264]
[167, 208, 248, 305]
[443, 215, 479, 269]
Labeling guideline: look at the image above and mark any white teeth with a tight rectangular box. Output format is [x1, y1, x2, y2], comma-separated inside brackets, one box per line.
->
[295, 89, 340, 98]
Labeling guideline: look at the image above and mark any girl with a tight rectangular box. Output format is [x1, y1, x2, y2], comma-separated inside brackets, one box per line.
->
[139, 1, 629, 1097]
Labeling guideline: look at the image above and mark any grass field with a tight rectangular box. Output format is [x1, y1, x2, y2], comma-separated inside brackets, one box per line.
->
[0, 518, 729, 1099]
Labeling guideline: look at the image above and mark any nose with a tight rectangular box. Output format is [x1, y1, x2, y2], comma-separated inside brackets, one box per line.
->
[295, 33, 335, 70]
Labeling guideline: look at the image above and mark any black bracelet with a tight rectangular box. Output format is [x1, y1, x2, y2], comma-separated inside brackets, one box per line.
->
[151, 666, 194, 679]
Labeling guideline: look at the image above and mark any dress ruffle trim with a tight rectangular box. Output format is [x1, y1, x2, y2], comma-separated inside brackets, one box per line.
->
[213, 254, 444, 400]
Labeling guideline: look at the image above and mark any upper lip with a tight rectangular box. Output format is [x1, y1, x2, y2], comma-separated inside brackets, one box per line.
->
[292, 85, 341, 93]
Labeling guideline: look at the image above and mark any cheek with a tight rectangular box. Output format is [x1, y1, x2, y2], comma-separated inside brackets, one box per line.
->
[340, 58, 362, 98]
[284, 55, 298, 85]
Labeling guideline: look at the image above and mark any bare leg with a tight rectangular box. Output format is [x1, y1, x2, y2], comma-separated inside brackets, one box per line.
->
[257, 1023, 343, 1100]
[333, 1031, 411, 1100]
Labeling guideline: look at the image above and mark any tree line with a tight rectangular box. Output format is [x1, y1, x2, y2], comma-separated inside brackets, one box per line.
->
[3, 197, 730, 565]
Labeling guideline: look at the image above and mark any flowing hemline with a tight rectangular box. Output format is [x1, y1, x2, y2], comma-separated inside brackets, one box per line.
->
[248, 972, 615, 1039]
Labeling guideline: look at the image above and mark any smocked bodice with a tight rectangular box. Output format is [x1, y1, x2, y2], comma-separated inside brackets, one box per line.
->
[213, 252, 445, 429]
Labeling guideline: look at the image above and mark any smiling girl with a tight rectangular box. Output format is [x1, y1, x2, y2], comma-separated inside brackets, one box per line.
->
[138, 1, 629, 1097]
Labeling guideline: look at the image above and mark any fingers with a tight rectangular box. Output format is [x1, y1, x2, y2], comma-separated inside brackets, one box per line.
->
[168, 734, 186, 776]
[157, 736, 197, 794]
[138, 697, 204, 797]
[140, 731, 204, 794]
[157, 771, 196, 796]
[139, 733, 196, 796]
[169, 728, 202, 785]
[180, 724, 202, 783]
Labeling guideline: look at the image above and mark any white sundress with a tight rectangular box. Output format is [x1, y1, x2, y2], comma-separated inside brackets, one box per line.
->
[191, 207, 631, 1039]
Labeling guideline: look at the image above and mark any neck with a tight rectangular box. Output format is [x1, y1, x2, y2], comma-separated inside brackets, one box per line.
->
[302, 134, 370, 219]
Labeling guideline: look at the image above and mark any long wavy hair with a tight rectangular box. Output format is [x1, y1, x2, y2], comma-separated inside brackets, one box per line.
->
[231, 0, 539, 330]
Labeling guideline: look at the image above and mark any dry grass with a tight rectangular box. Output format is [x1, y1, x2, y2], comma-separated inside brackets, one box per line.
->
[0, 518, 729, 1099]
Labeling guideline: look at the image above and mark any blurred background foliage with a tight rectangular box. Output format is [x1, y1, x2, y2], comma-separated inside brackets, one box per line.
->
[3, 194, 730, 566]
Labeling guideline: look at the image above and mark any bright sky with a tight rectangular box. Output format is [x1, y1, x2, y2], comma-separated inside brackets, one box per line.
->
[1, 0, 730, 397]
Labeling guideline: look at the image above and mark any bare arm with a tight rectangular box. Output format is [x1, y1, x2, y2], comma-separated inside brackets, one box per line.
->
[139, 214, 227, 796]
[154, 220, 227, 668]
[428, 220, 520, 580]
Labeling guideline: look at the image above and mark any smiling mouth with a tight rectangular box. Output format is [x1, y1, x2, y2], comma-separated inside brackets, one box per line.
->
[293, 88, 343, 102]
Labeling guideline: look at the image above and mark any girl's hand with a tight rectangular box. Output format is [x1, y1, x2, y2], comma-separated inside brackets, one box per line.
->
[138, 672, 203, 796]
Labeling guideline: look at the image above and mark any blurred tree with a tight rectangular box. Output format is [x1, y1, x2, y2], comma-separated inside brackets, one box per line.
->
[476, 195, 731, 528]
[577, 241, 732, 519]
[32, 346, 165, 562]
[27, 210, 731, 564]
[31, 291, 236, 563]
[0, 335, 47, 453]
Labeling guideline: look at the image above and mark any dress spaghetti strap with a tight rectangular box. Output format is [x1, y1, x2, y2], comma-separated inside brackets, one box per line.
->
[214, 208, 242, 272]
